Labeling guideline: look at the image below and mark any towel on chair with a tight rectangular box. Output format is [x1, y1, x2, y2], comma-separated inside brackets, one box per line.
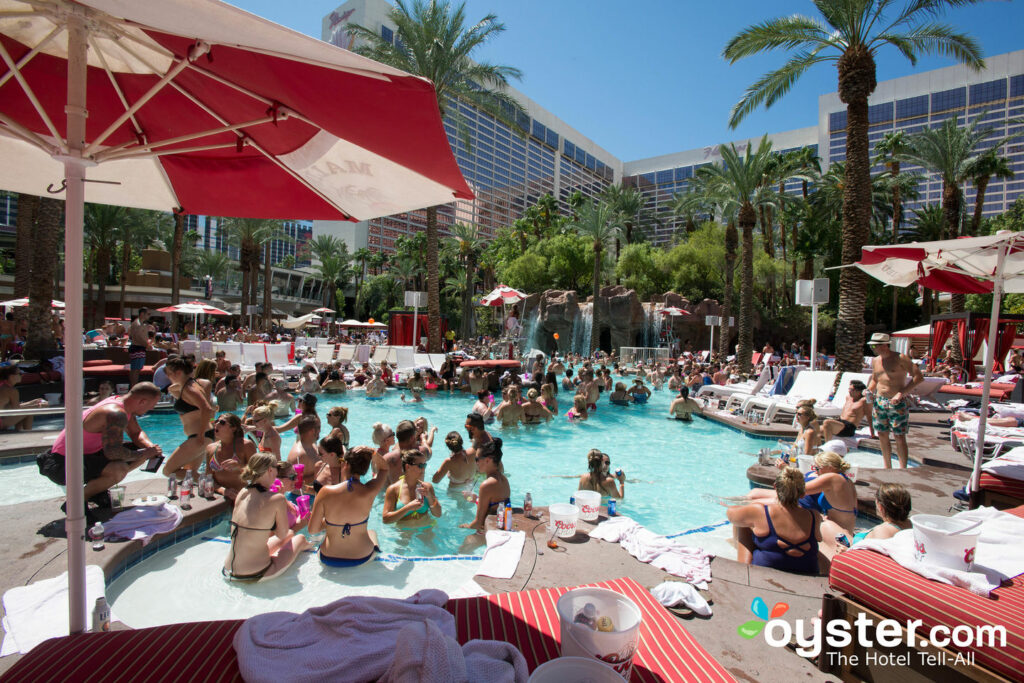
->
[475, 530, 525, 579]
[589, 516, 712, 588]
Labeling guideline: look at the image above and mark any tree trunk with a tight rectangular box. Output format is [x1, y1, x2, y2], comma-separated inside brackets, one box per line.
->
[720, 221, 738, 360]
[26, 198, 61, 358]
[119, 241, 130, 320]
[835, 46, 876, 373]
[13, 193, 37, 324]
[591, 244, 602, 353]
[760, 205, 775, 311]
[737, 203, 756, 373]
[263, 241, 272, 331]
[970, 175, 990, 237]
[942, 182, 966, 365]
[425, 206, 442, 352]
[171, 212, 184, 330]
[614, 238, 621, 285]
[461, 252, 475, 341]
[95, 248, 111, 330]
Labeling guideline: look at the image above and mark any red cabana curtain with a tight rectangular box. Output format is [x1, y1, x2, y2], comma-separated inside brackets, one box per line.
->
[968, 318, 989, 379]
[996, 323, 1018, 373]
[930, 320, 954, 371]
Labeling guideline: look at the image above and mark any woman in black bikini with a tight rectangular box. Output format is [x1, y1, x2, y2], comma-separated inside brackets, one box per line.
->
[163, 356, 216, 479]
[223, 453, 310, 582]
[521, 388, 553, 424]
[205, 414, 257, 501]
[325, 406, 350, 451]
[309, 446, 388, 567]
[459, 439, 510, 534]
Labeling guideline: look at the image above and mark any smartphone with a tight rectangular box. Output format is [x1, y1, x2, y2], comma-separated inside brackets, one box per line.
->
[835, 534, 851, 548]
[142, 455, 165, 473]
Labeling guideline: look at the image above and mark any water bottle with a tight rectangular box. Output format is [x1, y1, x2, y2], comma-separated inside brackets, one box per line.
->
[180, 473, 193, 510]
[89, 522, 105, 551]
[496, 501, 506, 530]
[204, 473, 215, 498]
[167, 475, 178, 500]
[91, 597, 110, 632]
[523, 492, 533, 517]
[569, 495, 575, 506]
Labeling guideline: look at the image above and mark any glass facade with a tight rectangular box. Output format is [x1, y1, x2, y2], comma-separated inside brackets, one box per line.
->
[826, 72, 1024, 218]
[190, 215, 313, 268]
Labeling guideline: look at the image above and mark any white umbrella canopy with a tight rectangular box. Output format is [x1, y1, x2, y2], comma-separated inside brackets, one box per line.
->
[0, 297, 65, 307]
[855, 231, 1024, 490]
[479, 284, 526, 306]
[0, 0, 471, 634]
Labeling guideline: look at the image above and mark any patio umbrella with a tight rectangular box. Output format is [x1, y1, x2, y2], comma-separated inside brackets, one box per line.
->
[855, 231, 1024, 490]
[157, 300, 229, 333]
[0, 297, 65, 308]
[479, 284, 526, 306]
[312, 307, 335, 314]
[0, 0, 471, 633]
[658, 307, 690, 316]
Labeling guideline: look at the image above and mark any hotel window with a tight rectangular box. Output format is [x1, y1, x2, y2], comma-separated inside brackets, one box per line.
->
[531, 120, 546, 141]
[931, 87, 966, 112]
[868, 102, 893, 124]
[380, 26, 393, 44]
[970, 79, 1007, 106]
[1012, 75, 1024, 98]
[829, 111, 847, 131]
[656, 169, 673, 184]
[896, 95, 928, 119]
[563, 139, 575, 158]
[546, 129, 559, 150]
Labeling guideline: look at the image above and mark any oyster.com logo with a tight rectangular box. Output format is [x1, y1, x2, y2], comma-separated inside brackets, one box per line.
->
[737, 597, 788, 639]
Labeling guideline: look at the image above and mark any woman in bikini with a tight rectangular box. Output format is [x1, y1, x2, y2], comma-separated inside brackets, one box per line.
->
[276, 393, 321, 435]
[325, 406, 350, 450]
[382, 450, 442, 529]
[222, 453, 310, 582]
[459, 438, 510, 534]
[432, 431, 476, 488]
[567, 395, 588, 422]
[312, 435, 343, 493]
[414, 417, 437, 453]
[521, 388, 552, 424]
[540, 383, 558, 415]
[309, 446, 388, 568]
[578, 449, 625, 499]
[245, 403, 282, 458]
[205, 414, 257, 501]
[163, 356, 217, 479]
[494, 386, 524, 427]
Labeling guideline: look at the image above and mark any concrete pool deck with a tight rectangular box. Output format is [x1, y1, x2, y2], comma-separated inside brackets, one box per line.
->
[0, 409, 975, 681]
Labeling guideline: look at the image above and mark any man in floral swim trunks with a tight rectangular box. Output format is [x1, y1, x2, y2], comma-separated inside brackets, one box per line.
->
[867, 333, 923, 469]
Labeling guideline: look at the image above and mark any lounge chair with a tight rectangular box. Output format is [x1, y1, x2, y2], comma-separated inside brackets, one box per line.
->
[265, 343, 303, 378]
[740, 370, 837, 423]
[313, 344, 335, 366]
[180, 340, 197, 357]
[774, 371, 871, 423]
[198, 340, 215, 360]
[695, 365, 774, 406]
[826, 505, 1024, 682]
[214, 342, 244, 365]
[392, 347, 417, 375]
[353, 345, 372, 364]
[336, 344, 356, 365]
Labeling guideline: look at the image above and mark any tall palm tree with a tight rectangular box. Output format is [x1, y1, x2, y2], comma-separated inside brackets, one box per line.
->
[352, 247, 373, 294]
[966, 150, 1015, 236]
[308, 234, 343, 265]
[447, 222, 483, 340]
[697, 137, 778, 372]
[347, 0, 524, 352]
[223, 218, 290, 328]
[194, 249, 233, 286]
[601, 184, 648, 276]
[25, 197, 61, 358]
[13, 193, 38, 325]
[572, 199, 621, 353]
[875, 131, 910, 328]
[725, 0, 986, 372]
[390, 256, 423, 292]
[84, 203, 126, 328]
[170, 212, 186, 313]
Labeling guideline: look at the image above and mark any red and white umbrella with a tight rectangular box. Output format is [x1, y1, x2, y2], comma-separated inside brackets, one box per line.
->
[855, 231, 1024, 489]
[479, 285, 526, 306]
[0, 297, 65, 308]
[658, 307, 690, 316]
[157, 300, 230, 315]
[313, 307, 335, 314]
[0, 0, 471, 632]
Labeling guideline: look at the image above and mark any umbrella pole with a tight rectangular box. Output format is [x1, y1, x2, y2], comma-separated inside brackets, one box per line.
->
[64, 9, 88, 634]
[971, 238, 1010, 492]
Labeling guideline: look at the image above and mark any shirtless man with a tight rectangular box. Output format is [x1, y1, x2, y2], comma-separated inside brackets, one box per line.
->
[549, 357, 565, 376]
[463, 412, 493, 459]
[0, 366, 46, 430]
[37, 382, 162, 518]
[364, 373, 386, 398]
[382, 420, 426, 485]
[494, 386, 524, 427]
[821, 380, 871, 442]
[215, 376, 244, 412]
[128, 308, 152, 387]
[867, 333, 923, 468]
[287, 417, 321, 480]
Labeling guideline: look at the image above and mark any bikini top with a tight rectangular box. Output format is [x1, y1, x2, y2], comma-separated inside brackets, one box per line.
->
[229, 484, 278, 537]
[173, 378, 201, 414]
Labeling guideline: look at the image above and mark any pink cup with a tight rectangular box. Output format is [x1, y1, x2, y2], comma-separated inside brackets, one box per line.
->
[296, 494, 311, 519]
[293, 463, 305, 491]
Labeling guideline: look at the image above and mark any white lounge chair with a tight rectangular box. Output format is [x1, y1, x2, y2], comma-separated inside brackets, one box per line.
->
[336, 344, 356, 365]
[198, 340, 215, 360]
[721, 367, 796, 413]
[354, 345, 372, 364]
[266, 343, 304, 378]
[314, 344, 336, 366]
[241, 343, 268, 371]
[215, 342, 244, 365]
[181, 340, 197, 357]
[742, 371, 838, 423]
[775, 371, 871, 424]
[696, 365, 774, 406]
[393, 346, 417, 374]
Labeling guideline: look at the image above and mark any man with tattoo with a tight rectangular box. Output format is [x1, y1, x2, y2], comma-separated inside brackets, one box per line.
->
[37, 382, 163, 517]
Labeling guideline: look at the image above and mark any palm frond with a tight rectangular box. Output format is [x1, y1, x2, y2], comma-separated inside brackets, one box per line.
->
[873, 22, 985, 67]
[728, 50, 831, 128]
[723, 15, 833, 62]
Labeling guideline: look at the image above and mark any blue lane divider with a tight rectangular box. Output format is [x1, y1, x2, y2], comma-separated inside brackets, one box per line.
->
[665, 519, 730, 540]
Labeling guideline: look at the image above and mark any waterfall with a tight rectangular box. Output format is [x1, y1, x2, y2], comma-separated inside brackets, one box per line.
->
[571, 303, 593, 355]
[642, 304, 660, 347]
[522, 308, 540, 355]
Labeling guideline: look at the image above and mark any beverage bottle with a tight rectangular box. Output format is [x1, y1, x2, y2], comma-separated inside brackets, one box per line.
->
[167, 475, 178, 499]
[89, 522, 105, 551]
[607, 499, 617, 516]
[615, 468, 624, 478]
[504, 499, 513, 530]
[569, 495, 575, 506]
[180, 473, 193, 510]
[573, 603, 597, 630]
[91, 597, 110, 632]
[523, 492, 533, 517]
[496, 501, 506, 530]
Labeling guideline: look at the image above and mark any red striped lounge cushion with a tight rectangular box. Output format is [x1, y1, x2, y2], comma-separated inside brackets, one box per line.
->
[980, 472, 1024, 501]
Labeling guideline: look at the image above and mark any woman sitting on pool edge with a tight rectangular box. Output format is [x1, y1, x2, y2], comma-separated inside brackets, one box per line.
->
[727, 466, 821, 575]
[205, 413, 257, 501]
[578, 449, 624, 499]
[309, 446, 387, 567]
[382, 449, 442, 528]
[460, 438, 510, 534]
[223, 453, 311, 582]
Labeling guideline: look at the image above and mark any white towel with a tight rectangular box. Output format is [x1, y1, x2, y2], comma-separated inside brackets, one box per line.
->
[102, 503, 183, 546]
[650, 581, 713, 617]
[1, 565, 114, 656]
[980, 446, 1024, 481]
[853, 507, 1024, 597]
[475, 530, 525, 579]
[589, 516, 712, 588]
[233, 589, 454, 683]
[380, 619, 528, 683]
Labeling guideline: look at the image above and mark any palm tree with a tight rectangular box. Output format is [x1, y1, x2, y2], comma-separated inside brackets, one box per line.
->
[447, 222, 483, 341]
[390, 256, 423, 292]
[347, 0, 525, 352]
[602, 184, 649, 275]
[308, 234, 343, 265]
[117, 209, 166, 320]
[194, 249, 233, 286]
[13, 193, 38, 325]
[875, 131, 910, 328]
[697, 137, 778, 372]
[223, 218, 290, 328]
[572, 199, 620, 353]
[25, 197, 61, 358]
[84, 203, 126, 328]
[352, 247, 373, 293]
[170, 212, 185, 313]
[725, 0, 986, 372]
[966, 150, 1015, 236]
[908, 204, 945, 317]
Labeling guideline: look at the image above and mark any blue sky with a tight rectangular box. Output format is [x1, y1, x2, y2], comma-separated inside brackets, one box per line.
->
[233, 0, 1024, 162]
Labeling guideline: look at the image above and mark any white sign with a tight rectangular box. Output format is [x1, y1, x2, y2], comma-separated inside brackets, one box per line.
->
[404, 291, 427, 307]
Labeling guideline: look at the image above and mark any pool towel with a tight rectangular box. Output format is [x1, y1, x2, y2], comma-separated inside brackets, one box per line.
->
[589, 516, 713, 588]
[0, 565, 114, 656]
[854, 507, 1024, 597]
[102, 503, 183, 546]
[475, 530, 525, 579]
[650, 581, 713, 617]
[381, 617, 527, 683]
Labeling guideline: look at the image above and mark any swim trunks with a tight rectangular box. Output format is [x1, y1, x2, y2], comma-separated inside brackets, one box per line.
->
[128, 343, 147, 371]
[872, 395, 908, 436]
[835, 419, 857, 438]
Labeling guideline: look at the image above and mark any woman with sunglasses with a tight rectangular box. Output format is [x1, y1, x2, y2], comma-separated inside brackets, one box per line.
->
[459, 439, 510, 534]
[162, 356, 217, 479]
[309, 446, 387, 567]
[788, 401, 820, 460]
[245, 403, 282, 458]
[577, 449, 624, 499]
[223, 453, 310, 582]
[371, 422, 395, 476]
[382, 450, 441, 528]
[325, 406, 350, 450]
[205, 414, 257, 501]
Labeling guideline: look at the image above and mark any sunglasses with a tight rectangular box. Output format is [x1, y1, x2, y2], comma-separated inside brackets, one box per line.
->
[215, 419, 230, 426]
[475, 455, 492, 462]
[405, 461, 427, 469]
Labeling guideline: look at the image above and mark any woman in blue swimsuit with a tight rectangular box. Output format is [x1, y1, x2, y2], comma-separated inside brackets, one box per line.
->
[797, 451, 858, 559]
[309, 446, 388, 568]
[728, 467, 822, 575]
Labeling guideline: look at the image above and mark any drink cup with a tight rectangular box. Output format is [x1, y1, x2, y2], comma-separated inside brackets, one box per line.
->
[296, 494, 311, 519]
[109, 486, 126, 510]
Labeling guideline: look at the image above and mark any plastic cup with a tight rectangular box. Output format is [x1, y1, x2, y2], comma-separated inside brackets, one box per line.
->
[108, 486, 126, 510]
[296, 494, 311, 519]
[575, 490, 601, 522]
